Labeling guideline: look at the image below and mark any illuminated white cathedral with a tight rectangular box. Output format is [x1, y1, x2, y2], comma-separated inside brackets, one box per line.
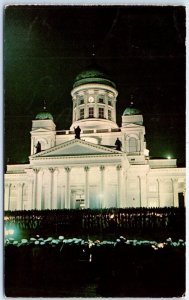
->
[4, 66, 186, 210]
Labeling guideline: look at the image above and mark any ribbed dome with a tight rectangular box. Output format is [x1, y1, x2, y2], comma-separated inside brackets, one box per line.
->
[73, 64, 116, 89]
[35, 111, 53, 121]
[123, 103, 141, 116]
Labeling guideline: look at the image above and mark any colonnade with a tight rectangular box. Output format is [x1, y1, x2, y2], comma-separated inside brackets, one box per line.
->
[5, 171, 185, 210]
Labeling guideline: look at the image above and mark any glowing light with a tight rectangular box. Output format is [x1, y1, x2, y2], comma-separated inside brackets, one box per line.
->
[167, 156, 171, 159]
[4, 228, 14, 236]
[88, 240, 94, 248]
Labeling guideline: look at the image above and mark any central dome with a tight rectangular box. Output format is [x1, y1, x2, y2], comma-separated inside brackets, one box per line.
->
[73, 64, 116, 89]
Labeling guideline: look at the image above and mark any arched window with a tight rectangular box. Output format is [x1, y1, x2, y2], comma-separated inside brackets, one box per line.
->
[129, 137, 137, 152]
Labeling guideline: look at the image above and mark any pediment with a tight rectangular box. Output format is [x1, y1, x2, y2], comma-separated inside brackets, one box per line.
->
[31, 128, 53, 133]
[31, 138, 121, 158]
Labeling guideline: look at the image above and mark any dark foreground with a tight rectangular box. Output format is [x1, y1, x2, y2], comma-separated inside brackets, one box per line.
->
[5, 236, 185, 297]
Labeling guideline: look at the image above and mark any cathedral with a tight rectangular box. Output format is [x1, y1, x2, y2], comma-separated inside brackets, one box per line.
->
[4, 65, 186, 210]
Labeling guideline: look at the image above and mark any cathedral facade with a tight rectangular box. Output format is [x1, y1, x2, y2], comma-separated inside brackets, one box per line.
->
[4, 66, 186, 210]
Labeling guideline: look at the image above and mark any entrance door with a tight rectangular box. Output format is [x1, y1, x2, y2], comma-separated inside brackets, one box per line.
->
[71, 189, 85, 209]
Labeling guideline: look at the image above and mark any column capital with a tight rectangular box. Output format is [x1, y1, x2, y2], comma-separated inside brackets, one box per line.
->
[5, 183, 12, 188]
[171, 178, 178, 184]
[49, 167, 56, 173]
[157, 177, 164, 184]
[33, 168, 40, 174]
[65, 167, 71, 173]
[18, 182, 25, 188]
[84, 166, 89, 172]
[100, 165, 105, 171]
[116, 164, 122, 171]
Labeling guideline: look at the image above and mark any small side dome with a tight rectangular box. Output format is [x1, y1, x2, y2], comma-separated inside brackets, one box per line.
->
[123, 102, 141, 116]
[35, 111, 53, 121]
[73, 63, 116, 89]
[35, 102, 54, 121]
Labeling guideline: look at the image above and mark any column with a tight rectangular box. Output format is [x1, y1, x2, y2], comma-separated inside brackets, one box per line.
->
[84, 166, 89, 208]
[124, 173, 128, 207]
[27, 180, 33, 210]
[100, 165, 105, 208]
[33, 168, 40, 209]
[65, 167, 71, 209]
[157, 178, 161, 207]
[139, 176, 147, 207]
[172, 178, 179, 207]
[18, 183, 24, 210]
[49, 168, 55, 209]
[53, 168, 59, 209]
[116, 165, 122, 208]
[5, 183, 11, 211]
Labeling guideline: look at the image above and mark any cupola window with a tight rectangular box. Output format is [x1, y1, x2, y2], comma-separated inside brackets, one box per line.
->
[89, 107, 94, 118]
[98, 97, 104, 104]
[78, 95, 84, 105]
[80, 108, 84, 119]
[108, 100, 112, 106]
[99, 107, 104, 119]
[108, 110, 112, 120]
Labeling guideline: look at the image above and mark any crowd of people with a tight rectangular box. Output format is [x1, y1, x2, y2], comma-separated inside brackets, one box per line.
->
[4, 207, 185, 239]
[5, 234, 185, 297]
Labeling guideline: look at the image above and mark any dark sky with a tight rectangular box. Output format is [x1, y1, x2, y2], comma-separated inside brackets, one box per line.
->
[4, 5, 186, 166]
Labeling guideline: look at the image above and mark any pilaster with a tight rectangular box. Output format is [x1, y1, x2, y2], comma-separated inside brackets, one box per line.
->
[172, 178, 179, 207]
[100, 165, 105, 208]
[139, 176, 147, 207]
[33, 168, 40, 209]
[116, 165, 122, 208]
[65, 167, 71, 209]
[49, 168, 55, 209]
[84, 166, 89, 208]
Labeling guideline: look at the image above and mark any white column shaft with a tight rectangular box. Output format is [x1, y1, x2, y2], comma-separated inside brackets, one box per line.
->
[117, 166, 121, 208]
[85, 168, 89, 208]
[18, 184, 24, 210]
[172, 179, 179, 207]
[100, 167, 105, 208]
[140, 176, 147, 207]
[28, 181, 33, 210]
[65, 168, 70, 209]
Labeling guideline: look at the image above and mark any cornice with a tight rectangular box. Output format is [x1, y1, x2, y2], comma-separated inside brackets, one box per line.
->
[30, 153, 123, 161]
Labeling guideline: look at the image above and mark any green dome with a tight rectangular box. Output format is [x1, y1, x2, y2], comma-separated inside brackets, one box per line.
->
[35, 111, 53, 121]
[73, 65, 116, 89]
[123, 104, 141, 116]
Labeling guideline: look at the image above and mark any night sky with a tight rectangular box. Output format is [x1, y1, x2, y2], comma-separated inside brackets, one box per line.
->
[4, 5, 186, 166]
